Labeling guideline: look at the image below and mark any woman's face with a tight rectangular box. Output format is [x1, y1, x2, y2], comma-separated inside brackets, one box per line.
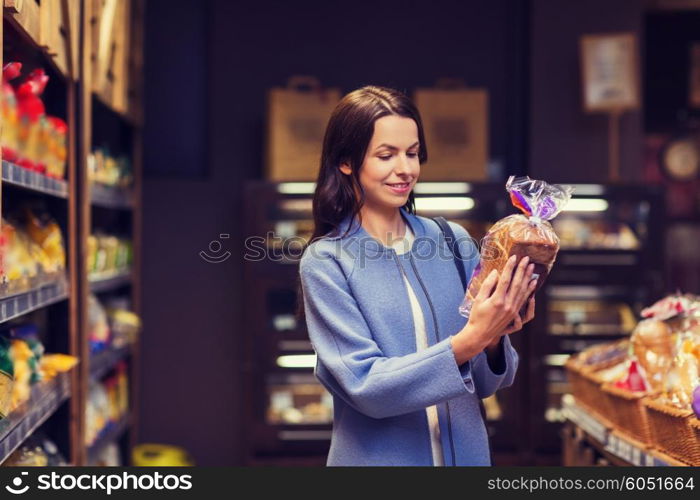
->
[340, 114, 420, 210]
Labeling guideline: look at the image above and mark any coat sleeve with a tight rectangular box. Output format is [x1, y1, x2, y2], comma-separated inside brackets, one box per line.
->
[465, 335, 519, 399]
[448, 221, 520, 399]
[299, 248, 476, 420]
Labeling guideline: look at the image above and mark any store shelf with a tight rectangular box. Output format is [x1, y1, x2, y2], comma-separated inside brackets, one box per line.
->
[88, 271, 132, 293]
[89, 344, 132, 380]
[561, 394, 685, 466]
[90, 183, 134, 210]
[0, 370, 72, 464]
[557, 249, 641, 267]
[2, 161, 69, 198]
[0, 278, 69, 324]
[86, 414, 131, 465]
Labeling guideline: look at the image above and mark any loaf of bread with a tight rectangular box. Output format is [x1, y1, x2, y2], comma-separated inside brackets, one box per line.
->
[464, 214, 559, 315]
[459, 176, 573, 319]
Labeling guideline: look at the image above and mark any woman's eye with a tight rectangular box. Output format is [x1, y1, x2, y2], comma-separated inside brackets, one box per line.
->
[407, 152, 418, 158]
[378, 155, 392, 161]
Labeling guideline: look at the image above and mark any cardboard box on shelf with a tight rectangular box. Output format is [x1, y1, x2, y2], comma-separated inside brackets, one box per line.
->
[414, 84, 489, 181]
[265, 77, 340, 181]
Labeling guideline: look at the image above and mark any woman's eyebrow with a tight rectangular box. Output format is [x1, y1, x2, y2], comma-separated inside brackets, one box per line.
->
[374, 141, 420, 151]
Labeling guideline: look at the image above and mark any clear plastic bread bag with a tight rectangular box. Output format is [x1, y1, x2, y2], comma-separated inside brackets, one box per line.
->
[459, 176, 574, 319]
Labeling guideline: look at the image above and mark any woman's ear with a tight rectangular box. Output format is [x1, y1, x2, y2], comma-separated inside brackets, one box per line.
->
[339, 163, 352, 176]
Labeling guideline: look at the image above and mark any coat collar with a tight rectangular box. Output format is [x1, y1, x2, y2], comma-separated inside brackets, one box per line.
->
[331, 206, 427, 255]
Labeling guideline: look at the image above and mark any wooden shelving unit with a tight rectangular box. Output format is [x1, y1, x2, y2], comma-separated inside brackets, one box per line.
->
[0, 0, 143, 466]
[77, 0, 144, 466]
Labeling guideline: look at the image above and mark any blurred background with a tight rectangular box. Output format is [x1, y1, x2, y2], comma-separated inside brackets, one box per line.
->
[0, 0, 698, 467]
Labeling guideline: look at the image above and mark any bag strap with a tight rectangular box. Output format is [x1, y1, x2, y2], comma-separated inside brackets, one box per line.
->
[432, 216, 467, 292]
[433, 216, 494, 465]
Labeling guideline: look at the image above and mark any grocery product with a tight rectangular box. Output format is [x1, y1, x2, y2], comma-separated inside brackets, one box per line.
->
[1, 207, 67, 293]
[39, 354, 78, 380]
[132, 444, 194, 466]
[85, 363, 129, 446]
[1, 62, 22, 163]
[88, 293, 111, 353]
[0, 337, 14, 418]
[3, 432, 67, 466]
[45, 117, 67, 179]
[88, 147, 133, 188]
[613, 359, 650, 392]
[87, 233, 132, 279]
[91, 443, 121, 466]
[630, 319, 675, 391]
[0, 64, 68, 178]
[460, 176, 573, 318]
[24, 207, 66, 276]
[106, 308, 140, 348]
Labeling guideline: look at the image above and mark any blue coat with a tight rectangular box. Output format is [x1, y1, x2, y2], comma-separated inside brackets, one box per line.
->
[299, 207, 519, 466]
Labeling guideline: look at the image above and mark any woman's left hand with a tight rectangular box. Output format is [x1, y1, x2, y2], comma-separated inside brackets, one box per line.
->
[485, 296, 536, 349]
[502, 295, 535, 335]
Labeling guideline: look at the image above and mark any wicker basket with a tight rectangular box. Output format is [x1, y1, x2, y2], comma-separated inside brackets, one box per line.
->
[565, 355, 624, 425]
[688, 417, 700, 466]
[644, 398, 700, 465]
[600, 384, 653, 446]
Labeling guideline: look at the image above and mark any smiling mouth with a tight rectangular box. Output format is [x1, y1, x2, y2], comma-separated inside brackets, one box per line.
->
[386, 182, 411, 188]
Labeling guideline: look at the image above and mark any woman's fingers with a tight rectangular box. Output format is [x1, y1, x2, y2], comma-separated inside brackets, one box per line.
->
[492, 255, 517, 301]
[516, 274, 538, 311]
[507, 258, 531, 307]
[522, 296, 536, 324]
[503, 313, 523, 334]
[476, 269, 499, 301]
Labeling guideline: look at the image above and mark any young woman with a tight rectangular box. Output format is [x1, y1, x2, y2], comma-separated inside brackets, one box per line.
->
[299, 86, 536, 466]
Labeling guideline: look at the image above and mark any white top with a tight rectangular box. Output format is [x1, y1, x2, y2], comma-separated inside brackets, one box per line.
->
[389, 224, 445, 466]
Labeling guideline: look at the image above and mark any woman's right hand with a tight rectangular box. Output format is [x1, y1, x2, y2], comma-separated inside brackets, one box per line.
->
[451, 255, 536, 365]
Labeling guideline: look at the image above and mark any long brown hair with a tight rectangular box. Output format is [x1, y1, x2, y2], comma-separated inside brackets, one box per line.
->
[297, 86, 428, 322]
[308, 85, 428, 243]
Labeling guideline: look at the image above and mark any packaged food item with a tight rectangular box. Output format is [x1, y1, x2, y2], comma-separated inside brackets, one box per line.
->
[2, 219, 38, 292]
[91, 442, 121, 466]
[39, 354, 78, 380]
[1, 62, 22, 163]
[663, 335, 700, 408]
[693, 386, 700, 418]
[460, 176, 573, 318]
[87, 233, 132, 278]
[88, 294, 111, 353]
[613, 359, 651, 393]
[16, 69, 49, 173]
[4, 432, 67, 466]
[24, 208, 66, 276]
[88, 147, 133, 188]
[45, 117, 67, 179]
[132, 444, 194, 466]
[4, 443, 48, 466]
[1, 206, 67, 292]
[107, 308, 140, 348]
[641, 293, 700, 335]
[85, 367, 129, 446]
[0, 336, 14, 418]
[9, 338, 37, 409]
[630, 318, 675, 391]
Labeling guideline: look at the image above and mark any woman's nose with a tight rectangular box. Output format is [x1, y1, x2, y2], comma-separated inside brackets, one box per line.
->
[394, 153, 411, 174]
